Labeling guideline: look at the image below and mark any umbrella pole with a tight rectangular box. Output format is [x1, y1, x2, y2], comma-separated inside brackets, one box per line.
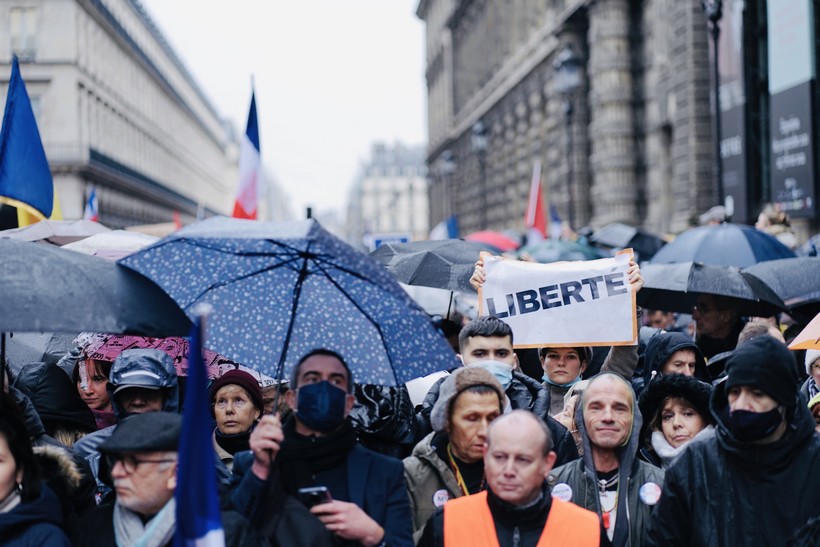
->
[269, 250, 311, 415]
[446, 291, 454, 320]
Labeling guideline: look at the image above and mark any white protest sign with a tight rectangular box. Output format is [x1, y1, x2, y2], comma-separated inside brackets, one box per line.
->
[478, 251, 637, 347]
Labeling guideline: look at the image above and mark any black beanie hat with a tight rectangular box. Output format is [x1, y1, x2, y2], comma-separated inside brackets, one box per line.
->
[724, 336, 798, 407]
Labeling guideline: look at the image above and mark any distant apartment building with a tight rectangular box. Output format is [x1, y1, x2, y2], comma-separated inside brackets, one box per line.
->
[347, 142, 428, 249]
[0, 0, 239, 227]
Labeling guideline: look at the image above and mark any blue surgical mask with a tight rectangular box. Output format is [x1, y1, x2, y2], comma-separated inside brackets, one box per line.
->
[467, 360, 513, 391]
[295, 381, 348, 433]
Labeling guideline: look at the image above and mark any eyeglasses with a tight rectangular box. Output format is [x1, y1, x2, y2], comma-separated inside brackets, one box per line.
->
[106, 454, 176, 474]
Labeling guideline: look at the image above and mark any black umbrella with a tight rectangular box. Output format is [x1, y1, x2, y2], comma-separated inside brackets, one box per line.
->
[638, 261, 785, 316]
[742, 257, 820, 322]
[649, 223, 795, 267]
[0, 238, 191, 335]
[369, 239, 488, 294]
[588, 223, 667, 261]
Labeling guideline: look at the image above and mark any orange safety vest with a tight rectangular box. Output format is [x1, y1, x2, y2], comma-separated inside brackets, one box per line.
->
[443, 491, 600, 546]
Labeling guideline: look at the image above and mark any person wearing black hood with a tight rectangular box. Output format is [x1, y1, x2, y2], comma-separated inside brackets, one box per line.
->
[547, 372, 664, 547]
[637, 374, 713, 468]
[640, 331, 709, 387]
[646, 336, 820, 546]
[13, 362, 97, 448]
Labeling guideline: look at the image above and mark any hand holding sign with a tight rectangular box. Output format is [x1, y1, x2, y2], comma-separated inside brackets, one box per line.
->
[477, 251, 638, 348]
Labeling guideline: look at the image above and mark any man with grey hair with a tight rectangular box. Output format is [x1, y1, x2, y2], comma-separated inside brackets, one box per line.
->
[75, 412, 262, 546]
[419, 410, 605, 546]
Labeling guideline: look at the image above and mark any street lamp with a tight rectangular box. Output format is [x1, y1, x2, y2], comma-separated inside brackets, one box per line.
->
[702, 0, 724, 207]
[553, 44, 582, 232]
[471, 121, 488, 229]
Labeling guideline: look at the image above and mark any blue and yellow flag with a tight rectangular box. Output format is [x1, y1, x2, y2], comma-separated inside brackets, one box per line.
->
[0, 57, 53, 219]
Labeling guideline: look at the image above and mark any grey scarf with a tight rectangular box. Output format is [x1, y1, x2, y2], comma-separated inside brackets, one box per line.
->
[113, 498, 176, 547]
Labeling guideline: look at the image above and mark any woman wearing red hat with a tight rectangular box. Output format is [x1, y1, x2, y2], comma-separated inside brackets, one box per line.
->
[210, 369, 264, 471]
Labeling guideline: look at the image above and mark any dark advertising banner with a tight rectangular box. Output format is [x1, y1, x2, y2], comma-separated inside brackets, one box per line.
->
[717, 0, 748, 222]
[767, 0, 816, 217]
[769, 81, 815, 216]
[721, 106, 748, 222]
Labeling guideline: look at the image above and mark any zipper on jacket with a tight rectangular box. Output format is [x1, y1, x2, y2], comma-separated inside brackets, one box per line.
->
[513, 526, 520, 547]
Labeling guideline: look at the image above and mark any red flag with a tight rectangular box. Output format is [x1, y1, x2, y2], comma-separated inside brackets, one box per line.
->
[525, 160, 546, 242]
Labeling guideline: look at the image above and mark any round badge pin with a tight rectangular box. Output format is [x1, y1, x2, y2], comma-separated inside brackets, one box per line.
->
[432, 489, 450, 507]
[551, 482, 573, 502]
[639, 482, 662, 505]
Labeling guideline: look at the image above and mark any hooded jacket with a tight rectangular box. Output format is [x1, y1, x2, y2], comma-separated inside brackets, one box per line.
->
[0, 484, 70, 546]
[416, 370, 579, 467]
[403, 432, 463, 542]
[548, 373, 664, 547]
[645, 379, 820, 546]
[642, 332, 709, 388]
[72, 350, 179, 496]
[13, 362, 96, 434]
[8, 385, 97, 517]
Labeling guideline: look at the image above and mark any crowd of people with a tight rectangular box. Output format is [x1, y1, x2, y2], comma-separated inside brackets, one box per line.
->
[0, 257, 819, 547]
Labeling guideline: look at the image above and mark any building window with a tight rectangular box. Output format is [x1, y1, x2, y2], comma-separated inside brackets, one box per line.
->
[10, 7, 37, 61]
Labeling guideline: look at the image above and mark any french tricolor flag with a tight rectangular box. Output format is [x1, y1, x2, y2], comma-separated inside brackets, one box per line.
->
[232, 91, 260, 219]
[524, 160, 546, 243]
[83, 187, 98, 222]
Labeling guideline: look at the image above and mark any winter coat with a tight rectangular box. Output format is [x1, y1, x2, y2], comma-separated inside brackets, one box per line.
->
[644, 383, 820, 547]
[73, 502, 265, 547]
[7, 385, 97, 517]
[547, 375, 664, 547]
[416, 371, 579, 467]
[0, 485, 71, 546]
[403, 432, 462, 542]
[13, 362, 97, 435]
[72, 351, 180, 498]
[350, 384, 419, 459]
[641, 332, 709, 387]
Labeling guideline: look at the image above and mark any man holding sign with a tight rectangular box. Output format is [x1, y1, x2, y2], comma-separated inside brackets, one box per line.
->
[469, 253, 643, 419]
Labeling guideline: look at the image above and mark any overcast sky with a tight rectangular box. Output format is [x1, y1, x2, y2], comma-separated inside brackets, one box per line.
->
[139, 0, 427, 219]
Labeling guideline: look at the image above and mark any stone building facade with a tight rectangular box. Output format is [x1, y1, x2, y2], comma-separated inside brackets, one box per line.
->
[346, 142, 428, 250]
[417, 0, 718, 237]
[0, 0, 238, 227]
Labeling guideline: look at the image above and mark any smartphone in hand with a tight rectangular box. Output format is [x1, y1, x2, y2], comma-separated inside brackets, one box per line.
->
[297, 486, 333, 508]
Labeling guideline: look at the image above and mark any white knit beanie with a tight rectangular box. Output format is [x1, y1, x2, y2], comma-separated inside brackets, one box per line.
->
[806, 349, 820, 376]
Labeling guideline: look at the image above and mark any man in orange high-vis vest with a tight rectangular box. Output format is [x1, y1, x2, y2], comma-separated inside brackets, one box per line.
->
[418, 410, 608, 546]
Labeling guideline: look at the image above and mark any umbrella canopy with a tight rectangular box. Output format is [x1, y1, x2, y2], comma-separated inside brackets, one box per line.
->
[120, 217, 460, 386]
[74, 333, 275, 384]
[789, 312, 820, 350]
[0, 239, 191, 335]
[649, 223, 796, 267]
[741, 257, 820, 323]
[369, 239, 487, 293]
[465, 230, 521, 252]
[518, 239, 603, 263]
[62, 230, 159, 261]
[0, 219, 110, 246]
[638, 261, 785, 316]
[588, 223, 666, 261]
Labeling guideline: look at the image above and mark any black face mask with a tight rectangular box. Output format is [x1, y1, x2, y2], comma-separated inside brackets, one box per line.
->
[728, 407, 783, 443]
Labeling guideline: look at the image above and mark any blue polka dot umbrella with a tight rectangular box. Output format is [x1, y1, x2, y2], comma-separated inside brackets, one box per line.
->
[119, 216, 459, 386]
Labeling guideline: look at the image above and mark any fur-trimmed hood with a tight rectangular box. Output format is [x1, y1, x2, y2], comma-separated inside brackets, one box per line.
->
[34, 444, 82, 495]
